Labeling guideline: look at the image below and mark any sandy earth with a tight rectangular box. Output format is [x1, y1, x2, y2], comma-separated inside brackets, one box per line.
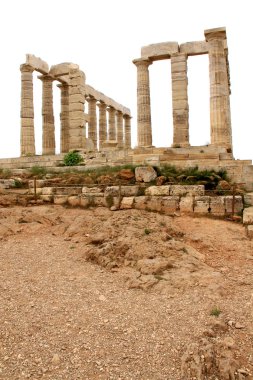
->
[0, 204, 253, 379]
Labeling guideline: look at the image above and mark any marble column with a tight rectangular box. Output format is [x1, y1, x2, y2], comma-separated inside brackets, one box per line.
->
[40, 75, 55, 155]
[20, 64, 35, 156]
[87, 96, 97, 149]
[123, 114, 131, 149]
[205, 27, 232, 151]
[108, 106, 116, 141]
[133, 58, 152, 147]
[57, 83, 70, 153]
[171, 53, 190, 147]
[116, 111, 124, 148]
[98, 101, 107, 150]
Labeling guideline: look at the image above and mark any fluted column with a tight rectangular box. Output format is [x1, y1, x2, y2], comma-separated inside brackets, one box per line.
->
[98, 102, 107, 150]
[39, 75, 55, 155]
[133, 58, 152, 147]
[108, 106, 116, 141]
[123, 114, 131, 149]
[87, 96, 97, 149]
[171, 53, 190, 147]
[116, 111, 124, 148]
[58, 83, 69, 153]
[205, 27, 232, 151]
[20, 64, 35, 156]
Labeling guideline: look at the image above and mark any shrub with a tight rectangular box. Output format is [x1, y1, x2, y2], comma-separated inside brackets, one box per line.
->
[210, 307, 221, 317]
[30, 166, 47, 177]
[63, 151, 83, 166]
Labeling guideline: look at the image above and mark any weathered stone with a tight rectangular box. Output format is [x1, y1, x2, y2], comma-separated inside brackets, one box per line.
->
[243, 207, 253, 225]
[145, 185, 170, 196]
[170, 185, 205, 196]
[244, 193, 253, 206]
[54, 195, 68, 205]
[135, 166, 157, 183]
[180, 196, 194, 212]
[246, 225, 253, 239]
[68, 196, 80, 207]
[120, 197, 134, 209]
[117, 169, 135, 180]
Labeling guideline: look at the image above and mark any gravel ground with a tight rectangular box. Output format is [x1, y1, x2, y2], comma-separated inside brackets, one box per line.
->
[0, 205, 253, 379]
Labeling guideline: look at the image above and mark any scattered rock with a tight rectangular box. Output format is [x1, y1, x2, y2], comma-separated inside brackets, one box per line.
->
[135, 166, 157, 183]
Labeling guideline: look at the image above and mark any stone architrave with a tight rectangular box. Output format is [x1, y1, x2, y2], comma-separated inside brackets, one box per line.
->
[108, 106, 116, 141]
[171, 53, 190, 147]
[98, 102, 107, 150]
[20, 64, 35, 156]
[133, 58, 152, 147]
[40, 75, 55, 155]
[87, 96, 97, 149]
[58, 83, 70, 153]
[205, 27, 232, 151]
[116, 110, 124, 148]
[123, 114, 131, 148]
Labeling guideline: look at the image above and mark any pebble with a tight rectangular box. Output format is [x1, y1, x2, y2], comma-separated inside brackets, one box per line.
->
[51, 354, 60, 365]
[99, 295, 106, 301]
[235, 322, 245, 329]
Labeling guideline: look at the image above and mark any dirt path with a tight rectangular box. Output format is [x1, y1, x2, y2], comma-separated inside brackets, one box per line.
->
[0, 205, 253, 379]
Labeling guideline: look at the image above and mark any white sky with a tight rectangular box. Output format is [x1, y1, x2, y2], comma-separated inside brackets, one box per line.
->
[0, 0, 252, 161]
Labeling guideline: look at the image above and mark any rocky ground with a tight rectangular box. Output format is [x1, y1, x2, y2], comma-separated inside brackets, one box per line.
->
[0, 204, 253, 379]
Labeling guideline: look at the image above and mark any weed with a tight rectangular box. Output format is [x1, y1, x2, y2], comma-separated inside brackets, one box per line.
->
[63, 151, 83, 166]
[210, 307, 221, 317]
[144, 228, 151, 235]
[30, 166, 47, 177]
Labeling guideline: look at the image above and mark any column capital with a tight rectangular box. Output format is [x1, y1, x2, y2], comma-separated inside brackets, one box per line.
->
[171, 52, 188, 59]
[20, 64, 34, 73]
[38, 74, 55, 82]
[86, 95, 97, 103]
[204, 27, 227, 42]
[97, 101, 107, 109]
[107, 106, 116, 113]
[133, 58, 152, 67]
[123, 114, 132, 119]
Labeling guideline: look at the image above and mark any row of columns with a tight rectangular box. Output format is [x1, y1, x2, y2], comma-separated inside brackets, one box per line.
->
[20, 66, 131, 156]
[133, 29, 232, 151]
[86, 96, 131, 150]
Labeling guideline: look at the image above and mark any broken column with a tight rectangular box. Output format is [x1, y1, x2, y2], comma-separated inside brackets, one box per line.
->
[40, 75, 55, 155]
[20, 64, 35, 155]
[171, 53, 190, 147]
[87, 96, 97, 149]
[133, 58, 152, 147]
[98, 101, 107, 150]
[205, 27, 232, 151]
[116, 110, 124, 148]
[123, 114, 131, 148]
[108, 106, 116, 141]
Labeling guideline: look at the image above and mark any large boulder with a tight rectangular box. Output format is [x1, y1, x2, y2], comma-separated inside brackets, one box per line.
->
[243, 206, 253, 225]
[135, 166, 157, 183]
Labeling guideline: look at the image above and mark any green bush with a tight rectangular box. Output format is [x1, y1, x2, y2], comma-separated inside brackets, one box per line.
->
[63, 151, 83, 166]
[30, 166, 47, 177]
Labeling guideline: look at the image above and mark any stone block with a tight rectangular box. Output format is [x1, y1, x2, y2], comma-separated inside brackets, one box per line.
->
[54, 195, 68, 205]
[194, 196, 210, 214]
[68, 196, 81, 207]
[180, 196, 194, 212]
[145, 185, 170, 196]
[224, 196, 243, 214]
[246, 225, 253, 239]
[141, 42, 179, 59]
[209, 197, 225, 216]
[120, 197, 134, 209]
[41, 187, 54, 195]
[39, 195, 53, 202]
[134, 196, 148, 210]
[0, 179, 15, 189]
[93, 196, 107, 207]
[135, 166, 157, 183]
[243, 207, 253, 225]
[146, 197, 163, 212]
[161, 196, 179, 214]
[26, 54, 49, 74]
[179, 41, 208, 56]
[104, 186, 119, 197]
[170, 185, 205, 196]
[69, 103, 84, 112]
[244, 193, 253, 206]
[50, 63, 79, 77]
[29, 179, 46, 188]
[80, 196, 90, 208]
[121, 186, 139, 197]
[82, 186, 103, 196]
[54, 187, 82, 195]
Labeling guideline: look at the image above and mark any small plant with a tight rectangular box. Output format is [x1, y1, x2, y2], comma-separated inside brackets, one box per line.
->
[30, 166, 47, 177]
[63, 151, 83, 166]
[13, 179, 23, 188]
[144, 228, 151, 235]
[210, 307, 221, 317]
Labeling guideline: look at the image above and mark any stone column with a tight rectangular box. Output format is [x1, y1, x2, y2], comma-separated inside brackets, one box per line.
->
[205, 27, 232, 151]
[133, 58, 152, 147]
[58, 83, 69, 153]
[116, 111, 124, 148]
[40, 75, 55, 155]
[123, 114, 131, 149]
[108, 106, 116, 141]
[98, 102, 107, 150]
[87, 96, 97, 149]
[20, 64, 35, 156]
[171, 53, 190, 147]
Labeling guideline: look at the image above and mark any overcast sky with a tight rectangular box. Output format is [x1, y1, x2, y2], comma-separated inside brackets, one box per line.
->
[0, 0, 252, 162]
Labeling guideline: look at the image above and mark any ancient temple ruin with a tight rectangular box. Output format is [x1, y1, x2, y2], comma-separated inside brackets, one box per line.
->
[133, 27, 232, 152]
[20, 55, 131, 156]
